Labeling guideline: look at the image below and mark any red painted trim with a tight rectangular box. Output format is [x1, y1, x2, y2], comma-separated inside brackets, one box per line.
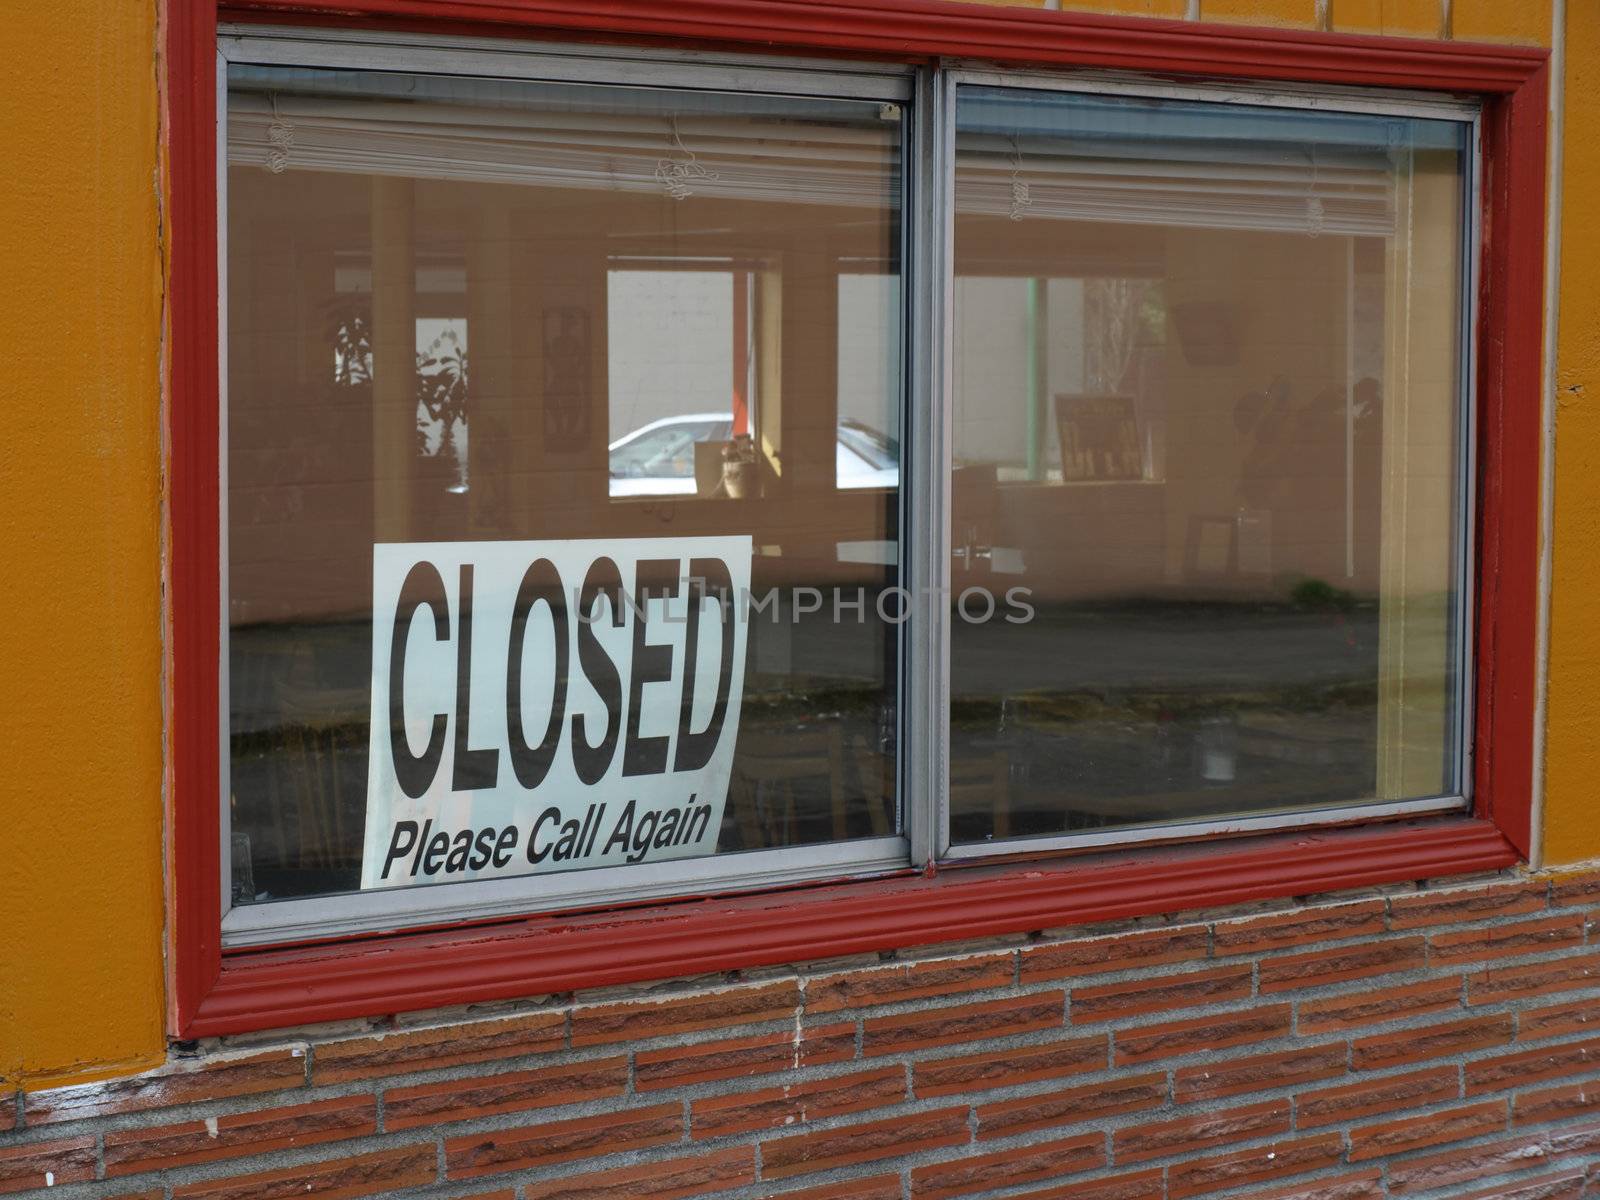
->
[167, 0, 223, 1034]
[186, 817, 1516, 1035]
[169, 0, 1550, 1036]
[219, 0, 1545, 92]
[1471, 66, 1549, 858]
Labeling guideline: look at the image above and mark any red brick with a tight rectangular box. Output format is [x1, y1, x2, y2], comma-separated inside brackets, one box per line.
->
[690, 1066, 905, 1138]
[911, 1132, 1104, 1199]
[1297, 977, 1461, 1033]
[383, 1056, 627, 1130]
[1213, 901, 1387, 956]
[1351, 1012, 1513, 1071]
[1468, 952, 1600, 1004]
[1006, 1169, 1165, 1200]
[1257, 937, 1426, 993]
[768, 1175, 903, 1200]
[1224, 1171, 1385, 1200]
[760, 1106, 969, 1179]
[313, 1012, 564, 1084]
[862, 992, 1062, 1056]
[520, 1146, 754, 1200]
[1174, 1042, 1346, 1103]
[976, 1072, 1166, 1139]
[807, 952, 1014, 1012]
[1548, 1118, 1600, 1155]
[1113, 1098, 1290, 1165]
[1516, 1081, 1600, 1125]
[1391, 880, 1548, 927]
[105, 1192, 167, 1200]
[1551, 870, 1600, 908]
[1430, 914, 1585, 963]
[445, 1103, 682, 1180]
[571, 981, 798, 1047]
[634, 1022, 855, 1091]
[1387, 1131, 1552, 1194]
[915, 1033, 1106, 1097]
[23, 1047, 306, 1124]
[104, 1095, 376, 1177]
[1296, 1066, 1460, 1128]
[1466, 1036, 1600, 1095]
[172, 1144, 437, 1200]
[1115, 1005, 1291, 1066]
[1020, 925, 1209, 983]
[1348, 1098, 1508, 1160]
[1073, 964, 1252, 1024]
[1452, 1171, 1585, 1200]
[0, 1134, 95, 1194]
[1168, 1132, 1344, 1199]
[1520, 996, 1600, 1041]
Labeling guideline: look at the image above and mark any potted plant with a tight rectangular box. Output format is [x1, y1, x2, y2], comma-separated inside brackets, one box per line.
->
[721, 433, 758, 499]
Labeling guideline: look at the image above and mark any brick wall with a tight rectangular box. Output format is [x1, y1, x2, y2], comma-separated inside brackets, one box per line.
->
[8, 868, 1600, 1199]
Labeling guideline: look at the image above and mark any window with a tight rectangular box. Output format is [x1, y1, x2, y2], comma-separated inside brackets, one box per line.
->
[224, 49, 907, 942]
[222, 34, 1478, 943]
[945, 83, 1471, 851]
[173, 9, 1545, 1031]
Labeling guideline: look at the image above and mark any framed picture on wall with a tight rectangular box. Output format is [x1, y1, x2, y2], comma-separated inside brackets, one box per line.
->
[1055, 393, 1143, 481]
[542, 306, 592, 451]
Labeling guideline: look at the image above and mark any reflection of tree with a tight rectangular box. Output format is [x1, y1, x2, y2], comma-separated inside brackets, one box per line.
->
[330, 310, 371, 387]
[414, 327, 468, 458]
[1084, 278, 1156, 394]
[328, 304, 469, 464]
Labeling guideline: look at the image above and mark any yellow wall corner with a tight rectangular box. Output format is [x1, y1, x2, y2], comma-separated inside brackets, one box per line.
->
[0, 0, 168, 1087]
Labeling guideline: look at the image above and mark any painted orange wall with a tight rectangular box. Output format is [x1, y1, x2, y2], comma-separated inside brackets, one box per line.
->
[0, 0, 1580, 1089]
[1543, 1, 1600, 865]
[0, 0, 167, 1086]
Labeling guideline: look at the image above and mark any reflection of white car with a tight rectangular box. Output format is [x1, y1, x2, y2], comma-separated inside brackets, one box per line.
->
[608, 412, 899, 497]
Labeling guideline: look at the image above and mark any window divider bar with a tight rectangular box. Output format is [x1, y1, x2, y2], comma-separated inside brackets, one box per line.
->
[906, 66, 955, 869]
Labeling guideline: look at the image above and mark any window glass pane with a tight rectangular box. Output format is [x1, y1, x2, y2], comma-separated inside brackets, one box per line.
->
[948, 86, 1468, 844]
[227, 65, 902, 904]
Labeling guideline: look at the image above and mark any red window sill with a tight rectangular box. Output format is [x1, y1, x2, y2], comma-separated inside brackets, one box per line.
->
[188, 816, 1515, 1037]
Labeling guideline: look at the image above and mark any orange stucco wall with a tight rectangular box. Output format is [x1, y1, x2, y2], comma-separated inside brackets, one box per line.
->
[0, 0, 167, 1086]
[0, 0, 1585, 1088]
[1543, 1, 1600, 865]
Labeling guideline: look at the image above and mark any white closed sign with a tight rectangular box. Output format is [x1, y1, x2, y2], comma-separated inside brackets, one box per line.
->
[360, 536, 752, 889]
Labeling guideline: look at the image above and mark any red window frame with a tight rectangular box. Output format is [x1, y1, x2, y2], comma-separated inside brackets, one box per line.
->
[167, 0, 1549, 1037]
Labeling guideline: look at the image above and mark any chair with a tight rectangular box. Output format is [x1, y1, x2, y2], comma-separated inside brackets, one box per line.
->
[731, 726, 848, 848]
[950, 751, 1012, 839]
[269, 678, 368, 872]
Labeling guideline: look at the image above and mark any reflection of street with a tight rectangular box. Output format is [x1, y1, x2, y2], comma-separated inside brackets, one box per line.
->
[780, 596, 1446, 842]
[953, 600, 1389, 695]
[228, 597, 1449, 900]
[732, 593, 1442, 844]
[947, 600, 1446, 843]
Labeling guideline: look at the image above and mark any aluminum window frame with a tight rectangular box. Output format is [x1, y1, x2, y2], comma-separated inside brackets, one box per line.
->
[217, 29, 918, 947]
[215, 27, 1486, 947]
[930, 66, 1484, 863]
